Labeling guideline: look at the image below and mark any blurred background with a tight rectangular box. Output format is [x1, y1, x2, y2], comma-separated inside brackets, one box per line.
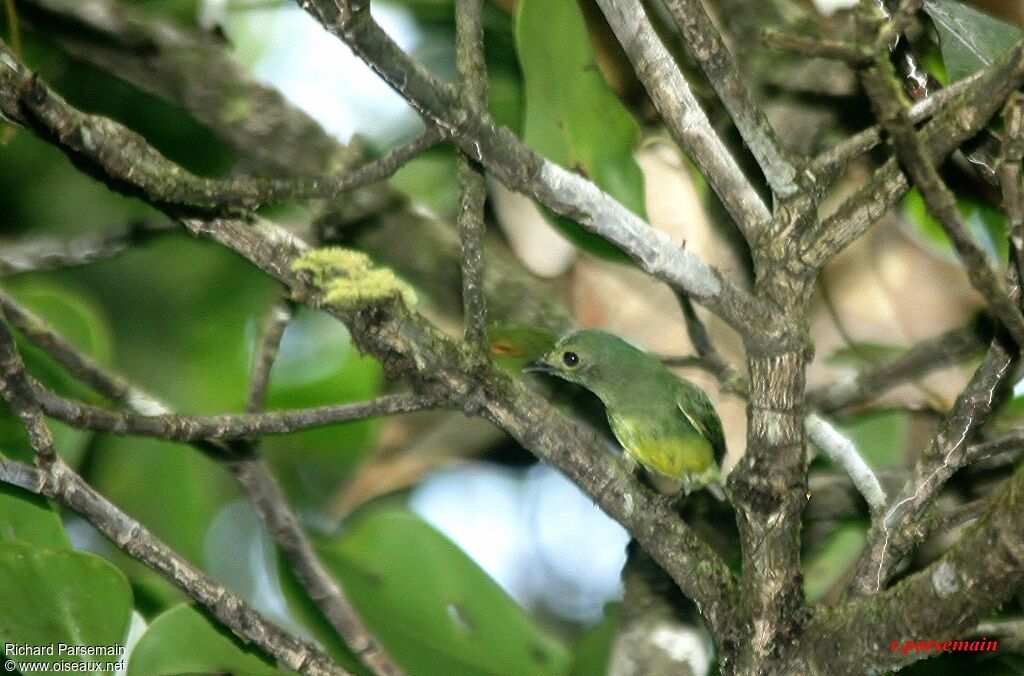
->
[2, 0, 1024, 674]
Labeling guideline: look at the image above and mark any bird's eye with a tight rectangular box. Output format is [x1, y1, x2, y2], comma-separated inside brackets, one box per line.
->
[562, 351, 580, 367]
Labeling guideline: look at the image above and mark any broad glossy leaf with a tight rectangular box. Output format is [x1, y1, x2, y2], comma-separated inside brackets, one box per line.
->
[0, 542, 132, 673]
[127, 603, 288, 676]
[923, 0, 1023, 83]
[515, 0, 645, 261]
[282, 508, 570, 676]
[0, 484, 69, 550]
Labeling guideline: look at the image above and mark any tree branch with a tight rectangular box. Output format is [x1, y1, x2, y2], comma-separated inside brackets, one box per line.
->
[856, 20, 1024, 348]
[806, 459, 1024, 673]
[3, 55, 442, 211]
[662, 0, 803, 198]
[454, 0, 488, 354]
[292, 2, 766, 332]
[808, 320, 987, 413]
[847, 335, 1015, 596]
[246, 294, 295, 413]
[237, 291, 406, 676]
[801, 36, 1024, 269]
[806, 413, 887, 514]
[0, 36, 742, 637]
[18, 0, 573, 341]
[1002, 94, 1024, 283]
[5, 286, 405, 675]
[809, 70, 984, 183]
[30, 382, 437, 443]
[594, 0, 771, 241]
[0, 313, 347, 675]
[0, 455, 349, 676]
[0, 220, 178, 276]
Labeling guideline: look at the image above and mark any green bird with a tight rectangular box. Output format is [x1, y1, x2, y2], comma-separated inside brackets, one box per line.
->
[523, 329, 726, 498]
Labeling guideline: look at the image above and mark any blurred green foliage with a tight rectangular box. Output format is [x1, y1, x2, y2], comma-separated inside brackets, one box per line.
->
[1, 0, 1020, 673]
[127, 603, 288, 675]
[514, 0, 645, 261]
[282, 507, 571, 676]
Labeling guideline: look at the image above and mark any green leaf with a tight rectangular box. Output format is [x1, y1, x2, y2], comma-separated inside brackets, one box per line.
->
[391, 148, 460, 215]
[283, 508, 570, 676]
[902, 188, 1009, 267]
[827, 342, 907, 368]
[0, 484, 70, 550]
[515, 0, 645, 261]
[832, 410, 908, 469]
[0, 282, 113, 466]
[0, 541, 132, 673]
[803, 522, 866, 603]
[568, 604, 619, 676]
[923, 0, 1023, 83]
[127, 603, 289, 676]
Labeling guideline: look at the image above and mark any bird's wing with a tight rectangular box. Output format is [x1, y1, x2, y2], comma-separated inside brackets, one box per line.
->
[676, 380, 727, 467]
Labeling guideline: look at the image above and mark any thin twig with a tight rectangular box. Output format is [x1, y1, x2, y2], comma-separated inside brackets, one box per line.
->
[246, 294, 294, 413]
[0, 311, 56, 466]
[9, 284, 404, 674]
[229, 455, 404, 676]
[32, 383, 437, 442]
[855, 27, 1024, 347]
[672, 290, 745, 394]
[233, 292, 406, 676]
[285, 4, 765, 332]
[454, 0, 488, 354]
[965, 428, 1024, 470]
[662, 0, 802, 198]
[806, 413, 887, 514]
[810, 71, 984, 182]
[804, 460, 1024, 673]
[808, 321, 987, 412]
[0, 458, 347, 676]
[0, 288, 147, 406]
[594, 0, 771, 240]
[847, 335, 1015, 595]
[762, 29, 865, 64]
[801, 37, 1024, 269]
[7, 61, 443, 210]
[0, 315, 347, 675]
[0, 221, 178, 276]
[1001, 94, 1024, 284]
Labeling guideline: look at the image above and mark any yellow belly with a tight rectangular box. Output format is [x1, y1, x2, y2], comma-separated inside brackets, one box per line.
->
[610, 416, 713, 479]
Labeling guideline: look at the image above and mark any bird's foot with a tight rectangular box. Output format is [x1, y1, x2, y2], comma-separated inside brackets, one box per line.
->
[657, 489, 691, 515]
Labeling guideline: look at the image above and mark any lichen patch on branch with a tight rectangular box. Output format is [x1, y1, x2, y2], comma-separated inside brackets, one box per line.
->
[292, 246, 418, 310]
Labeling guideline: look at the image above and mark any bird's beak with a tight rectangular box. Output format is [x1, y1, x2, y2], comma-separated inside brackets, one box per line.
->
[522, 358, 553, 374]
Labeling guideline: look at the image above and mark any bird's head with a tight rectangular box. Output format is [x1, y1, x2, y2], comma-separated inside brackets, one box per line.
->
[522, 329, 641, 394]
